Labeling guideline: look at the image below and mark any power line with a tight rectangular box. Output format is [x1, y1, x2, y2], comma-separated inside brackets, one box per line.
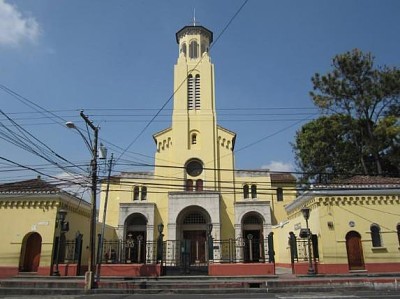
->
[115, 0, 250, 163]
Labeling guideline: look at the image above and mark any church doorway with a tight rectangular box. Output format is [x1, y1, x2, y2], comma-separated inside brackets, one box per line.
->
[242, 213, 264, 262]
[19, 232, 42, 272]
[346, 231, 365, 270]
[124, 213, 147, 263]
[183, 230, 207, 264]
[173, 206, 211, 275]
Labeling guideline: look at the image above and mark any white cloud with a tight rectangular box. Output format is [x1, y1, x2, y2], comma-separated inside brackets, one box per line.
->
[56, 172, 91, 201]
[261, 161, 294, 172]
[0, 0, 40, 47]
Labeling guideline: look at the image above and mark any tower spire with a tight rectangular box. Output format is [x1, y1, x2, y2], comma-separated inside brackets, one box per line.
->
[193, 8, 196, 26]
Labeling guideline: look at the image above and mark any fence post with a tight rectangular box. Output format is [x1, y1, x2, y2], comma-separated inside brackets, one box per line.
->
[74, 233, 83, 276]
[289, 232, 297, 274]
[267, 232, 275, 263]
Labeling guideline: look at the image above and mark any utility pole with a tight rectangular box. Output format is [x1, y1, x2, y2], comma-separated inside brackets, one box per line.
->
[66, 111, 100, 290]
[96, 153, 114, 282]
[79, 111, 98, 290]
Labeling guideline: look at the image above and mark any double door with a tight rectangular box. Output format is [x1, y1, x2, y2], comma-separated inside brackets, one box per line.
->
[182, 230, 207, 265]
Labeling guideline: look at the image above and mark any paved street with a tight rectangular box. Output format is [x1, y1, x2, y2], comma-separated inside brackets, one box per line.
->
[0, 290, 399, 299]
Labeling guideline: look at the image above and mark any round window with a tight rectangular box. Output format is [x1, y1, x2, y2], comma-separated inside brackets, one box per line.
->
[186, 160, 203, 177]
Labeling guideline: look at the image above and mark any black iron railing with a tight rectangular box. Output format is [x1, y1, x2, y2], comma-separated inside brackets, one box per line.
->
[59, 235, 276, 266]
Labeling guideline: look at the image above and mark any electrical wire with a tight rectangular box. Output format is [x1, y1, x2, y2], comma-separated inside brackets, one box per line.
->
[115, 0, 250, 163]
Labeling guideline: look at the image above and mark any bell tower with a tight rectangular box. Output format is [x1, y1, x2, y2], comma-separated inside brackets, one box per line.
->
[154, 23, 235, 192]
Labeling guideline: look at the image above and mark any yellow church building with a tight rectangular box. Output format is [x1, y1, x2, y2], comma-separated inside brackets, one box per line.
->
[1, 22, 398, 279]
[97, 23, 296, 276]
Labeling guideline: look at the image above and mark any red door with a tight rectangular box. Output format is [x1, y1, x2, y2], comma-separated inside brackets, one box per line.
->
[346, 231, 365, 270]
[183, 230, 206, 264]
[22, 233, 42, 272]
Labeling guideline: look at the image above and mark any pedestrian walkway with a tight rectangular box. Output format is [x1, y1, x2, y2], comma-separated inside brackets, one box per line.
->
[0, 270, 399, 296]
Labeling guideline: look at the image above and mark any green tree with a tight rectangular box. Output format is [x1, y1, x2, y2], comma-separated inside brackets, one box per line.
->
[293, 115, 363, 183]
[308, 49, 400, 177]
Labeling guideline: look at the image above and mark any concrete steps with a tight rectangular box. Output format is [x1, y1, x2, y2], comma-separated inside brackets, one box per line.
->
[0, 274, 399, 295]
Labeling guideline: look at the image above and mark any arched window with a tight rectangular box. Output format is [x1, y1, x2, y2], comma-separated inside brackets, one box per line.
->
[189, 40, 199, 59]
[186, 179, 193, 191]
[187, 75, 194, 110]
[196, 179, 203, 191]
[243, 184, 249, 199]
[370, 224, 382, 247]
[277, 188, 283, 201]
[181, 43, 187, 56]
[243, 215, 262, 224]
[141, 186, 147, 201]
[201, 43, 207, 55]
[183, 212, 206, 224]
[251, 184, 257, 199]
[195, 75, 200, 109]
[133, 186, 139, 201]
[397, 224, 400, 246]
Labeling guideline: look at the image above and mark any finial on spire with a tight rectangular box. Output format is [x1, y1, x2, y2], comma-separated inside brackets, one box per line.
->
[193, 8, 196, 26]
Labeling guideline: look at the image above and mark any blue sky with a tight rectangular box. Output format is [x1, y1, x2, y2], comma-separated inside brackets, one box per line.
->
[1, 0, 399, 185]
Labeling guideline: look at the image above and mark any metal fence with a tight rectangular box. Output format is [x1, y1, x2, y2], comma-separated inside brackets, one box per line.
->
[58, 240, 81, 264]
[99, 239, 157, 264]
[289, 232, 319, 263]
[60, 235, 276, 266]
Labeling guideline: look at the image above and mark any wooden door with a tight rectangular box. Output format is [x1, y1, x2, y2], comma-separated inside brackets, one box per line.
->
[346, 231, 365, 270]
[22, 233, 42, 272]
[183, 230, 206, 264]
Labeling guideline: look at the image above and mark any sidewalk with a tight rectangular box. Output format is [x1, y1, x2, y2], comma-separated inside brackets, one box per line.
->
[0, 269, 399, 296]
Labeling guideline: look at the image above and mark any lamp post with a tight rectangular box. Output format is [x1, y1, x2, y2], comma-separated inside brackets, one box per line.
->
[157, 223, 164, 275]
[207, 223, 213, 262]
[53, 209, 67, 276]
[301, 207, 315, 275]
[66, 111, 99, 290]
[157, 223, 164, 262]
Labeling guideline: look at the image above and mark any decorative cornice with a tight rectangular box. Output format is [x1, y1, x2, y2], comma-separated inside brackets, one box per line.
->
[317, 195, 400, 206]
[286, 191, 400, 220]
[286, 188, 400, 214]
[176, 25, 213, 44]
[0, 199, 58, 209]
[0, 193, 91, 217]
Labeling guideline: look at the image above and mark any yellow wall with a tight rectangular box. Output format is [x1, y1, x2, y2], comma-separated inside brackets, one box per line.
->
[273, 191, 400, 266]
[0, 194, 96, 269]
[99, 25, 298, 242]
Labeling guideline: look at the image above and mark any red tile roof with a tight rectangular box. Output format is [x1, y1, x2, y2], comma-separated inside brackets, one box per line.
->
[334, 175, 400, 185]
[0, 177, 61, 194]
[270, 173, 296, 183]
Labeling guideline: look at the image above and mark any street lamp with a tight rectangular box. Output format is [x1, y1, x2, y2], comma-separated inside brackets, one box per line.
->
[301, 207, 315, 275]
[53, 209, 68, 276]
[157, 223, 164, 263]
[207, 223, 213, 262]
[66, 111, 100, 290]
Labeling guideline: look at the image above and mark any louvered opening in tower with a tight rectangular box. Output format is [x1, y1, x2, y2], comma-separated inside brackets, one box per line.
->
[195, 74, 200, 110]
[188, 75, 194, 110]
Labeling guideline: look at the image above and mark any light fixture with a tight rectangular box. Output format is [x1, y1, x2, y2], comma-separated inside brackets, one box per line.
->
[66, 111, 100, 290]
[158, 223, 164, 234]
[301, 207, 315, 275]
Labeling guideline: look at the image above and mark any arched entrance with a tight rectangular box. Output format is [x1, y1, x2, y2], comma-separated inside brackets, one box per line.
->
[177, 206, 211, 266]
[124, 213, 147, 263]
[242, 212, 264, 262]
[19, 232, 42, 272]
[346, 231, 365, 270]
